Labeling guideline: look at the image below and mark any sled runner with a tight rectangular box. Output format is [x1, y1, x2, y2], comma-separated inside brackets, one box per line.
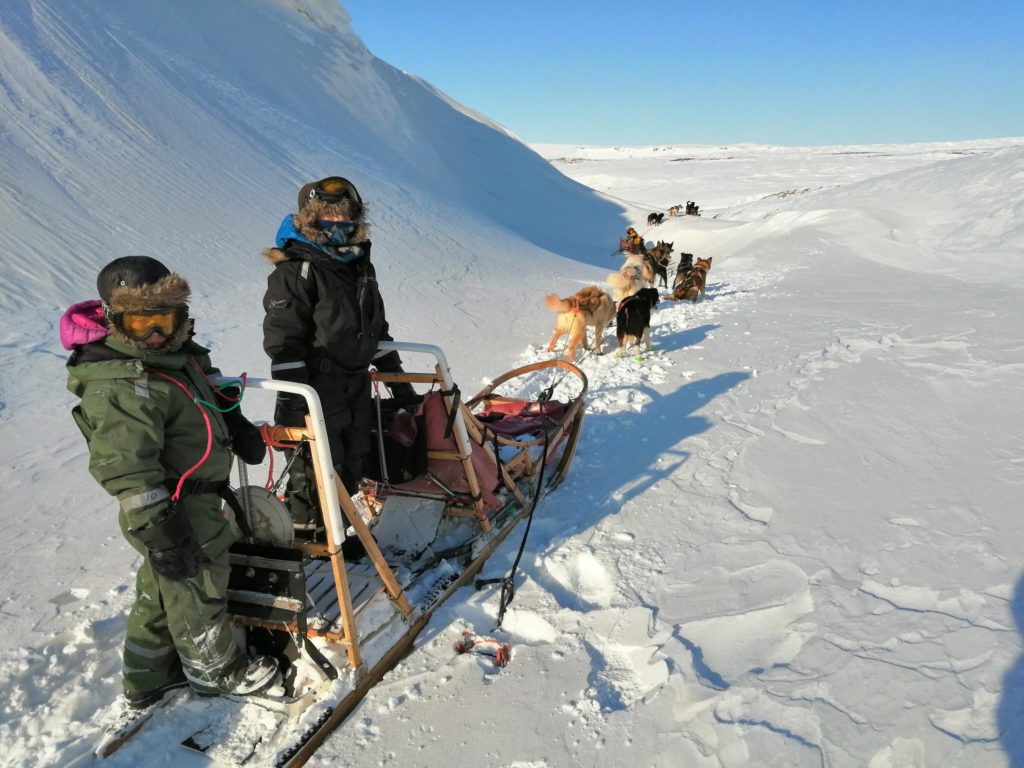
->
[97, 341, 586, 766]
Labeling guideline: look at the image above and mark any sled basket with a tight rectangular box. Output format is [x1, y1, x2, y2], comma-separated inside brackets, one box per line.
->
[198, 343, 586, 766]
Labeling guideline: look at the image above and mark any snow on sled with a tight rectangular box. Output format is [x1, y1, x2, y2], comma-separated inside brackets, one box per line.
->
[98, 342, 586, 767]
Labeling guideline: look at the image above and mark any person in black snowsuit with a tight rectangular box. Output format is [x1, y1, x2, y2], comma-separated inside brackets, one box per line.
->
[262, 176, 415, 530]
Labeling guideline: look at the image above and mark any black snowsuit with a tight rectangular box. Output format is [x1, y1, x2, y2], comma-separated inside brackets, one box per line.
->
[263, 235, 404, 503]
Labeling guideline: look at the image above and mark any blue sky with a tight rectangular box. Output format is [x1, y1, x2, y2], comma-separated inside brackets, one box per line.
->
[343, 1, 1023, 146]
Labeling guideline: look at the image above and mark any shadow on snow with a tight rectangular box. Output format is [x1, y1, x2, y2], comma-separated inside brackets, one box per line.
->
[998, 572, 1024, 766]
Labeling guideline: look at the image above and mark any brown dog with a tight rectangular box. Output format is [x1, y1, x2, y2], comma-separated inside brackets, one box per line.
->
[664, 257, 712, 302]
[545, 286, 615, 361]
[644, 241, 674, 288]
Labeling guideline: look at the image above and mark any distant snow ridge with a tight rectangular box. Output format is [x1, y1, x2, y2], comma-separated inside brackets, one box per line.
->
[275, 0, 351, 31]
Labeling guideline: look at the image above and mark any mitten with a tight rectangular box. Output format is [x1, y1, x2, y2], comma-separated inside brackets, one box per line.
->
[131, 507, 204, 582]
[274, 394, 308, 428]
[387, 382, 418, 403]
[224, 409, 267, 464]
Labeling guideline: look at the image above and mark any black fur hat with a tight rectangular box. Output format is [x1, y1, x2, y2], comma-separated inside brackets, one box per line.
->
[97, 256, 173, 304]
[297, 176, 363, 218]
[96, 256, 192, 350]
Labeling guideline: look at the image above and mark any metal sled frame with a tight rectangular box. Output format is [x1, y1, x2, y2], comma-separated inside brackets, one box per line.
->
[214, 343, 586, 764]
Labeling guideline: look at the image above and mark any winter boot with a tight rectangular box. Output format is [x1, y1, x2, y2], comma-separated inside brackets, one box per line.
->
[284, 447, 324, 532]
[124, 675, 190, 710]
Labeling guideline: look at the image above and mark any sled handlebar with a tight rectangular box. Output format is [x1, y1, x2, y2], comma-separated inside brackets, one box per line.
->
[211, 375, 348, 541]
[375, 341, 455, 391]
[212, 342, 461, 547]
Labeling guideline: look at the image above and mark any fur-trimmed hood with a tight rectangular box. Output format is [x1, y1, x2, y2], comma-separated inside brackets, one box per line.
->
[292, 196, 368, 245]
[263, 213, 371, 265]
[106, 272, 191, 313]
[103, 273, 193, 352]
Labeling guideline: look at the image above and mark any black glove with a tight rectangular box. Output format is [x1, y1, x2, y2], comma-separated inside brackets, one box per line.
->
[374, 352, 417, 404]
[274, 394, 308, 428]
[149, 541, 202, 581]
[131, 506, 204, 581]
[218, 386, 268, 465]
[387, 382, 418, 403]
[224, 410, 266, 465]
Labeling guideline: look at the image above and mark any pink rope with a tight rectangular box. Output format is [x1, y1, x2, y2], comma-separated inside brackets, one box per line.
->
[149, 370, 213, 502]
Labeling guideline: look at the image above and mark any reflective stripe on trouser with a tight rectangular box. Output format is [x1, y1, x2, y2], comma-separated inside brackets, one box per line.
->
[123, 556, 246, 695]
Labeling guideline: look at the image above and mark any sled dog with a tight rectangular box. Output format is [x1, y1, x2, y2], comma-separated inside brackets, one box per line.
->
[607, 254, 649, 301]
[673, 252, 695, 285]
[545, 286, 616, 361]
[616, 288, 660, 355]
[666, 256, 712, 302]
[647, 212, 665, 226]
[644, 241, 674, 288]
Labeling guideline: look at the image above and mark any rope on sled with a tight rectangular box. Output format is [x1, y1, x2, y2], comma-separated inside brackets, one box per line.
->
[474, 431, 550, 629]
[258, 424, 310, 494]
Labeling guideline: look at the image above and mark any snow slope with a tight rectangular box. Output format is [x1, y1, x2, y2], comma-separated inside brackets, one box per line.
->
[2, 2, 1024, 767]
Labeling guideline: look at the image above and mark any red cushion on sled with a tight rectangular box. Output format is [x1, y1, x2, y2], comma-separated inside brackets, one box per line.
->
[388, 393, 501, 512]
[477, 400, 567, 437]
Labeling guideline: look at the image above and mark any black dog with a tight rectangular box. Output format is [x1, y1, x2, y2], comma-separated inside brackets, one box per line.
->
[673, 252, 695, 289]
[646, 212, 665, 226]
[644, 252, 670, 288]
[616, 287, 660, 355]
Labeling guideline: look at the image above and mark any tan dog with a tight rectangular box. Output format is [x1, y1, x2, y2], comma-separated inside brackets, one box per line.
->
[607, 253, 650, 301]
[545, 286, 615, 361]
[664, 257, 712, 302]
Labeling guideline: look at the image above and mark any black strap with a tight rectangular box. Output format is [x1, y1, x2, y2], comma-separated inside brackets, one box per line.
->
[475, 431, 549, 629]
[294, 601, 338, 681]
[218, 483, 255, 541]
[164, 477, 255, 540]
[441, 385, 461, 439]
[164, 477, 221, 496]
[315, 355, 370, 375]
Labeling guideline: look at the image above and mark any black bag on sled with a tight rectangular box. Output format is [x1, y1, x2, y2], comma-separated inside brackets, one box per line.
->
[364, 400, 427, 483]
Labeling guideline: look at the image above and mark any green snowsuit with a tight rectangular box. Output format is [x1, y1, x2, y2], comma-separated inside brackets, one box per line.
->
[67, 335, 248, 696]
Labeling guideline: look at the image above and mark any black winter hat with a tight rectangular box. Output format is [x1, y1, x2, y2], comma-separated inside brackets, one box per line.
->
[97, 256, 171, 303]
[297, 176, 363, 217]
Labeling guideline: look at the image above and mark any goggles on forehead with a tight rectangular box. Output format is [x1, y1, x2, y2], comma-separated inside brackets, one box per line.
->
[107, 305, 188, 341]
[309, 176, 361, 206]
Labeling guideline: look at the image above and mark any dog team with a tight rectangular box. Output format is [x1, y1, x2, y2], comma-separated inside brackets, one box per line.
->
[647, 202, 701, 228]
[664, 201, 700, 217]
[545, 226, 712, 362]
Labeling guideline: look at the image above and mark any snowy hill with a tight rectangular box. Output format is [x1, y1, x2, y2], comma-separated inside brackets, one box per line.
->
[3, 1, 1024, 767]
[0, 0, 621, 335]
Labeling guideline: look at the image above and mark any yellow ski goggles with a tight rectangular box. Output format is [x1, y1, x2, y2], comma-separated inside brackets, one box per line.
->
[109, 306, 187, 341]
[310, 176, 361, 205]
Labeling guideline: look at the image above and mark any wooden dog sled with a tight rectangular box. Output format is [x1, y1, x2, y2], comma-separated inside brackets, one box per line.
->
[167, 342, 588, 766]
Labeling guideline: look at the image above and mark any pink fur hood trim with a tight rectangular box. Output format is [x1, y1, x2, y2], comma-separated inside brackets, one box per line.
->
[60, 300, 109, 350]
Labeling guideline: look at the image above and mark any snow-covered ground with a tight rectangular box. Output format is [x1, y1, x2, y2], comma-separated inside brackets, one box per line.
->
[2, 2, 1023, 767]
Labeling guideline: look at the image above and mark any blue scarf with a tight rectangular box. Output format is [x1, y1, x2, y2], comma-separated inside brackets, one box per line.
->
[274, 215, 365, 263]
